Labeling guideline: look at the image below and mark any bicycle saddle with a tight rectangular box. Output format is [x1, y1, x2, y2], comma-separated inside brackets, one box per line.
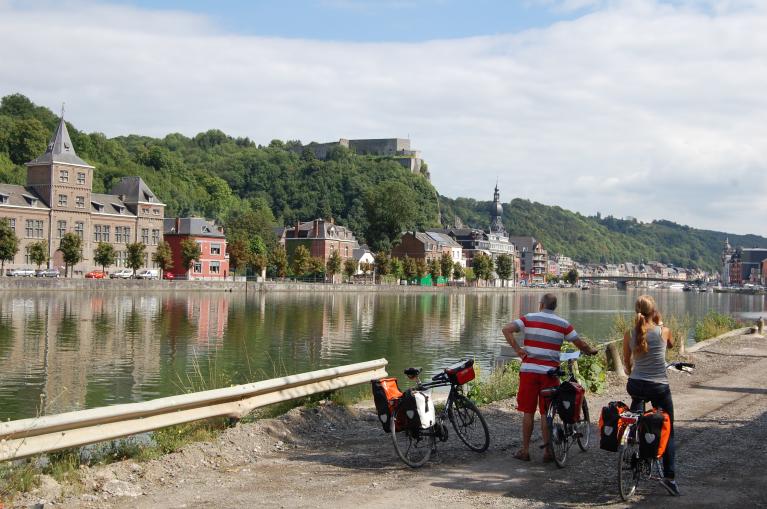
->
[404, 367, 422, 378]
[547, 367, 565, 377]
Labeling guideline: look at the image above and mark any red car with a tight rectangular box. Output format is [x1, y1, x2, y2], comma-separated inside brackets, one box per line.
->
[85, 270, 106, 279]
[163, 272, 175, 280]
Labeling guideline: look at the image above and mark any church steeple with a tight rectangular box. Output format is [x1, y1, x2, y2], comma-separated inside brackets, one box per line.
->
[26, 107, 92, 168]
[489, 181, 506, 235]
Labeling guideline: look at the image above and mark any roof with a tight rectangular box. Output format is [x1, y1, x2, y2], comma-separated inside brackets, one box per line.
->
[424, 231, 462, 248]
[110, 176, 165, 205]
[90, 193, 135, 216]
[0, 184, 50, 210]
[164, 217, 225, 238]
[284, 219, 358, 243]
[26, 117, 93, 168]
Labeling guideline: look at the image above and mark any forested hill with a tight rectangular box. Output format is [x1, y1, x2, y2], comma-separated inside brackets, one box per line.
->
[440, 196, 767, 272]
[0, 94, 439, 251]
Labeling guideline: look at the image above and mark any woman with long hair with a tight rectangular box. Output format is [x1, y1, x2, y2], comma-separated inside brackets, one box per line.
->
[622, 295, 680, 496]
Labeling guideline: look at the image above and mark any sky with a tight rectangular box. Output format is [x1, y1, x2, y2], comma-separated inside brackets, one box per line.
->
[0, 0, 766, 235]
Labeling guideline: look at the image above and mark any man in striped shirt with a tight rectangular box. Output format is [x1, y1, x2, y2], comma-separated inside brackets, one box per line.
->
[502, 293, 597, 462]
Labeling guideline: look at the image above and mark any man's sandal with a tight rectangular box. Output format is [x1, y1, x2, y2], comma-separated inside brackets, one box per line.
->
[513, 449, 531, 461]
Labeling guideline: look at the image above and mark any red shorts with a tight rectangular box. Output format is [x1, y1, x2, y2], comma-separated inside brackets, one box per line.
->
[517, 372, 560, 414]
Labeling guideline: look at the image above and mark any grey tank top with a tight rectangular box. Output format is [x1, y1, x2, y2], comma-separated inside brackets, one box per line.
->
[629, 326, 668, 384]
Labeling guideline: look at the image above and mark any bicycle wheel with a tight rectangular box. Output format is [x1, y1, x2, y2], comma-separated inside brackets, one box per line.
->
[576, 398, 591, 451]
[390, 406, 434, 468]
[618, 440, 640, 501]
[546, 400, 568, 468]
[448, 394, 490, 452]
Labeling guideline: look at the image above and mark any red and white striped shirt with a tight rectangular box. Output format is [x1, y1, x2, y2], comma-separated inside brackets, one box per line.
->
[513, 310, 579, 374]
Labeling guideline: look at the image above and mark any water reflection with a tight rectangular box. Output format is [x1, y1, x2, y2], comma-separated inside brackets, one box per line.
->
[0, 289, 764, 420]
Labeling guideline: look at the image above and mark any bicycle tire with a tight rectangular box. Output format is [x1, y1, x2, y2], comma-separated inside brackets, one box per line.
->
[390, 406, 434, 468]
[448, 394, 490, 452]
[618, 441, 640, 501]
[576, 398, 591, 451]
[546, 400, 568, 468]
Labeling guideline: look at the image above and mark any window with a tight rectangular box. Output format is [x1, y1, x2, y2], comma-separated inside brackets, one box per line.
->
[211, 243, 221, 255]
[25, 220, 43, 239]
[57, 220, 67, 238]
[75, 222, 84, 239]
[94, 224, 102, 242]
[124, 227, 131, 243]
[25, 247, 31, 265]
[153, 209, 160, 216]
[58, 194, 67, 207]
[59, 170, 69, 183]
[142, 207, 150, 215]
[141, 228, 149, 244]
[76, 196, 85, 209]
[6, 218, 14, 231]
[193, 262, 202, 273]
[77, 172, 86, 185]
[151, 229, 160, 246]
[103, 225, 110, 243]
[0, 194, 7, 204]
[210, 261, 220, 274]
[115, 226, 123, 243]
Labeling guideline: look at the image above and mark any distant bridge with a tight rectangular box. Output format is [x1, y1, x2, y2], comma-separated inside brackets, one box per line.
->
[580, 275, 702, 289]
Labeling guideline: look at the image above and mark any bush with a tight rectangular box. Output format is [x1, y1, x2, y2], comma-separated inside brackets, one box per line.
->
[563, 340, 607, 393]
[466, 362, 519, 405]
[694, 311, 740, 342]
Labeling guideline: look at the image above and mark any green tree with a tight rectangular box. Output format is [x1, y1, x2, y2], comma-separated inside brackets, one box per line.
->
[153, 241, 174, 274]
[0, 219, 19, 275]
[93, 242, 116, 274]
[565, 268, 579, 285]
[473, 253, 493, 285]
[427, 258, 440, 281]
[545, 272, 560, 283]
[326, 250, 342, 282]
[464, 267, 476, 284]
[343, 258, 358, 280]
[126, 242, 146, 276]
[28, 240, 48, 269]
[453, 262, 465, 280]
[415, 258, 427, 283]
[389, 257, 404, 280]
[495, 254, 514, 286]
[291, 245, 311, 276]
[364, 181, 419, 252]
[374, 252, 390, 280]
[439, 252, 454, 281]
[8, 118, 49, 165]
[180, 238, 201, 275]
[227, 238, 250, 280]
[402, 255, 417, 280]
[269, 246, 288, 278]
[308, 257, 326, 278]
[59, 233, 83, 277]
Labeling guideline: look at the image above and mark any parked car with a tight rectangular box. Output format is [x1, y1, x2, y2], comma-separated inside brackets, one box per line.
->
[135, 269, 160, 280]
[36, 268, 60, 278]
[85, 270, 107, 279]
[109, 268, 134, 279]
[6, 268, 35, 277]
[163, 272, 175, 280]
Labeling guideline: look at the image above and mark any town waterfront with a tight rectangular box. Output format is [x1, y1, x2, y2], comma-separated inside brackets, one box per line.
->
[0, 288, 764, 421]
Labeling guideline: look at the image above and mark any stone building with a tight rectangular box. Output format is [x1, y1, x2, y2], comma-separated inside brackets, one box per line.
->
[0, 115, 165, 275]
[509, 236, 547, 284]
[293, 138, 425, 176]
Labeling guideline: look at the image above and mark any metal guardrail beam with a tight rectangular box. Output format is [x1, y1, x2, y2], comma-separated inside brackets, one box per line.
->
[0, 359, 388, 462]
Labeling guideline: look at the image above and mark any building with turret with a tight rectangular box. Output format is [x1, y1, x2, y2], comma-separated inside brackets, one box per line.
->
[0, 113, 165, 275]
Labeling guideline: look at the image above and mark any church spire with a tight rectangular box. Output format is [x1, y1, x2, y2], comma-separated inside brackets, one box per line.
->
[26, 106, 93, 167]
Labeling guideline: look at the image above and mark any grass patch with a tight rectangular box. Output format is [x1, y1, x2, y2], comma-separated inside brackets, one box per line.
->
[466, 362, 520, 405]
[1, 461, 40, 500]
[694, 311, 741, 342]
[152, 419, 227, 454]
[45, 449, 81, 485]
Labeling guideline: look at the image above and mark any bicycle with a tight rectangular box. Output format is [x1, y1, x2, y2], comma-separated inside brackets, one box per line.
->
[389, 359, 490, 468]
[541, 350, 591, 468]
[617, 361, 695, 501]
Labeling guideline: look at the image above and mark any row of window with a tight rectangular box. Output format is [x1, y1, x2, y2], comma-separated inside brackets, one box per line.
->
[193, 260, 221, 274]
[59, 170, 87, 185]
[141, 207, 162, 216]
[57, 195, 86, 208]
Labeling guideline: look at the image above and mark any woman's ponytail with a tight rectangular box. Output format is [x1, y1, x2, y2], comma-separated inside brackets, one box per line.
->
[634, 312, 649, 354]
[633, 295, 656, 355]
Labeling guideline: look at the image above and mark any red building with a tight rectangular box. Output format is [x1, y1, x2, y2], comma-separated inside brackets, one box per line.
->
[279, 218, 359, 263]
[163, 218, 229, 279]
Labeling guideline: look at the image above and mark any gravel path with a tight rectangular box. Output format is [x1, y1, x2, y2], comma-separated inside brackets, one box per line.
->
[14, 333, 767, 508]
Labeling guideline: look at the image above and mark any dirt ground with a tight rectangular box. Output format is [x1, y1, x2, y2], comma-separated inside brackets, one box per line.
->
[14, 332, 767, 508]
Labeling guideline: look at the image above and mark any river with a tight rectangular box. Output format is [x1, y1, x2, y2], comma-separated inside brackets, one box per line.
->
[0, 288, 764, 420]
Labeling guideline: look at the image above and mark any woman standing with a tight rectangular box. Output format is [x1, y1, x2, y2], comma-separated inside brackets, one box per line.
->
[622, 295, 680, 496]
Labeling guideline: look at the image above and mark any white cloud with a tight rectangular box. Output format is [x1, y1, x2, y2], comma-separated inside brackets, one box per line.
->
[0, 0, 765, 235]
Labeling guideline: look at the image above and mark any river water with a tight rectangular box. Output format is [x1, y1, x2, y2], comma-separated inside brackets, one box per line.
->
[0, 289, 764, 420]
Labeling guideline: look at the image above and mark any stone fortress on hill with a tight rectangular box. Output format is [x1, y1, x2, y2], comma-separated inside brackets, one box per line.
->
[291, 138, 427, 177]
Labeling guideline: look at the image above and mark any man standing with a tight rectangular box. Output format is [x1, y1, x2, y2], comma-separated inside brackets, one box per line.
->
[502, 293, 597, 462]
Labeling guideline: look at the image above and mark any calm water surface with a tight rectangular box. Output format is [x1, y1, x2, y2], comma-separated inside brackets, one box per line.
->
[1, 289, 764, 420]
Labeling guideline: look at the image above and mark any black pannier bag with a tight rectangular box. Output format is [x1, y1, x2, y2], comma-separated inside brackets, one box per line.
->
[599, 401, 629, 452]
[371, 377, 402, 433]
[638, 408, 671, 459]
[397, 389, 420, 431]
[556, 381, 585, 424]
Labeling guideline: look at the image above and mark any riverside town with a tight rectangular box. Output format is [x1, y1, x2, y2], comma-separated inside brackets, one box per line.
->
[1, 2, 766, 508]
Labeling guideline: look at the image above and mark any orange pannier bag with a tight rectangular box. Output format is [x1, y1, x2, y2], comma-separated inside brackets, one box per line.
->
[638, 408, 671, 459]
[371, 377, 403, 433]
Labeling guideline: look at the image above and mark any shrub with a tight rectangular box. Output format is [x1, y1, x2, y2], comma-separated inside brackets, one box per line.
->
[466, 362, 519, 405]
[694, 311, 740, 342]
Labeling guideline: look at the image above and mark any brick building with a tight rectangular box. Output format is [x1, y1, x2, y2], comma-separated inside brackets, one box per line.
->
[392, 231, 464, 266]
[0, 115, 164, 275]
[163, 218, 229, 279]
[279, 219, 360, 263]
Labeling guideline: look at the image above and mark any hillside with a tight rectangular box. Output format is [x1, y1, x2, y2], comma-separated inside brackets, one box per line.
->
[439, 196, 767, 272]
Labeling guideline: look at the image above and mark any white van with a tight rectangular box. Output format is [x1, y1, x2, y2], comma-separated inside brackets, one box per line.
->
[135, 269, 160, 280]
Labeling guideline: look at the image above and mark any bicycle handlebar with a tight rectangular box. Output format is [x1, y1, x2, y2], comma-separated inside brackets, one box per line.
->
[667, 361, 695, 373]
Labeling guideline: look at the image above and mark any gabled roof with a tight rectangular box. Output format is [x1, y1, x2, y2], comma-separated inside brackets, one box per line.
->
[26, 117, 93, 168]
[164, 217, 225, 238]
[110, 176, 165, 205]
[90, 193, 135, 216]
[0, 184, 49, 210]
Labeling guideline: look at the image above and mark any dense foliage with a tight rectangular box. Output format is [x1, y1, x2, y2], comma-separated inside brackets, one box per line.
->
[440, 196, 767, 272]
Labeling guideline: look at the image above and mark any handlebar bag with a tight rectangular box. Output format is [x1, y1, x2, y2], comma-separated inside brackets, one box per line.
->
[599, 401, 629, 452]
[638, 408, 671, 459]
[371, 378, 403, 433]
[557, 381, 585, 424]
[446, 359, 476, 385]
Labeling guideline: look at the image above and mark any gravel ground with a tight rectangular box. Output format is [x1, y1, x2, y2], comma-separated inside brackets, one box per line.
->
[12, 332, 767, 509]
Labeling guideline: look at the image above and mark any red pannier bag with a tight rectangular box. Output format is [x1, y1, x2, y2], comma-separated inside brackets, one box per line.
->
[638, 408, 671, 459]
[557, 381, 586, 424]
[445, 359, 475, 385]
[371, 377, 403, 433]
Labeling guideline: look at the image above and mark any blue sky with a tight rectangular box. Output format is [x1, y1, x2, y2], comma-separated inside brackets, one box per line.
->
[118, 0, 581, 42]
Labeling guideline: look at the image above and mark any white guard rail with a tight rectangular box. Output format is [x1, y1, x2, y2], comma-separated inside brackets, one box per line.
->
[0, 358, 388, 462]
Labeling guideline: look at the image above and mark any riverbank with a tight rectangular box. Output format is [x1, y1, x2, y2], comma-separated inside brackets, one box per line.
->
[8, 329, 766, 508]
[0, 278, 568, 293]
